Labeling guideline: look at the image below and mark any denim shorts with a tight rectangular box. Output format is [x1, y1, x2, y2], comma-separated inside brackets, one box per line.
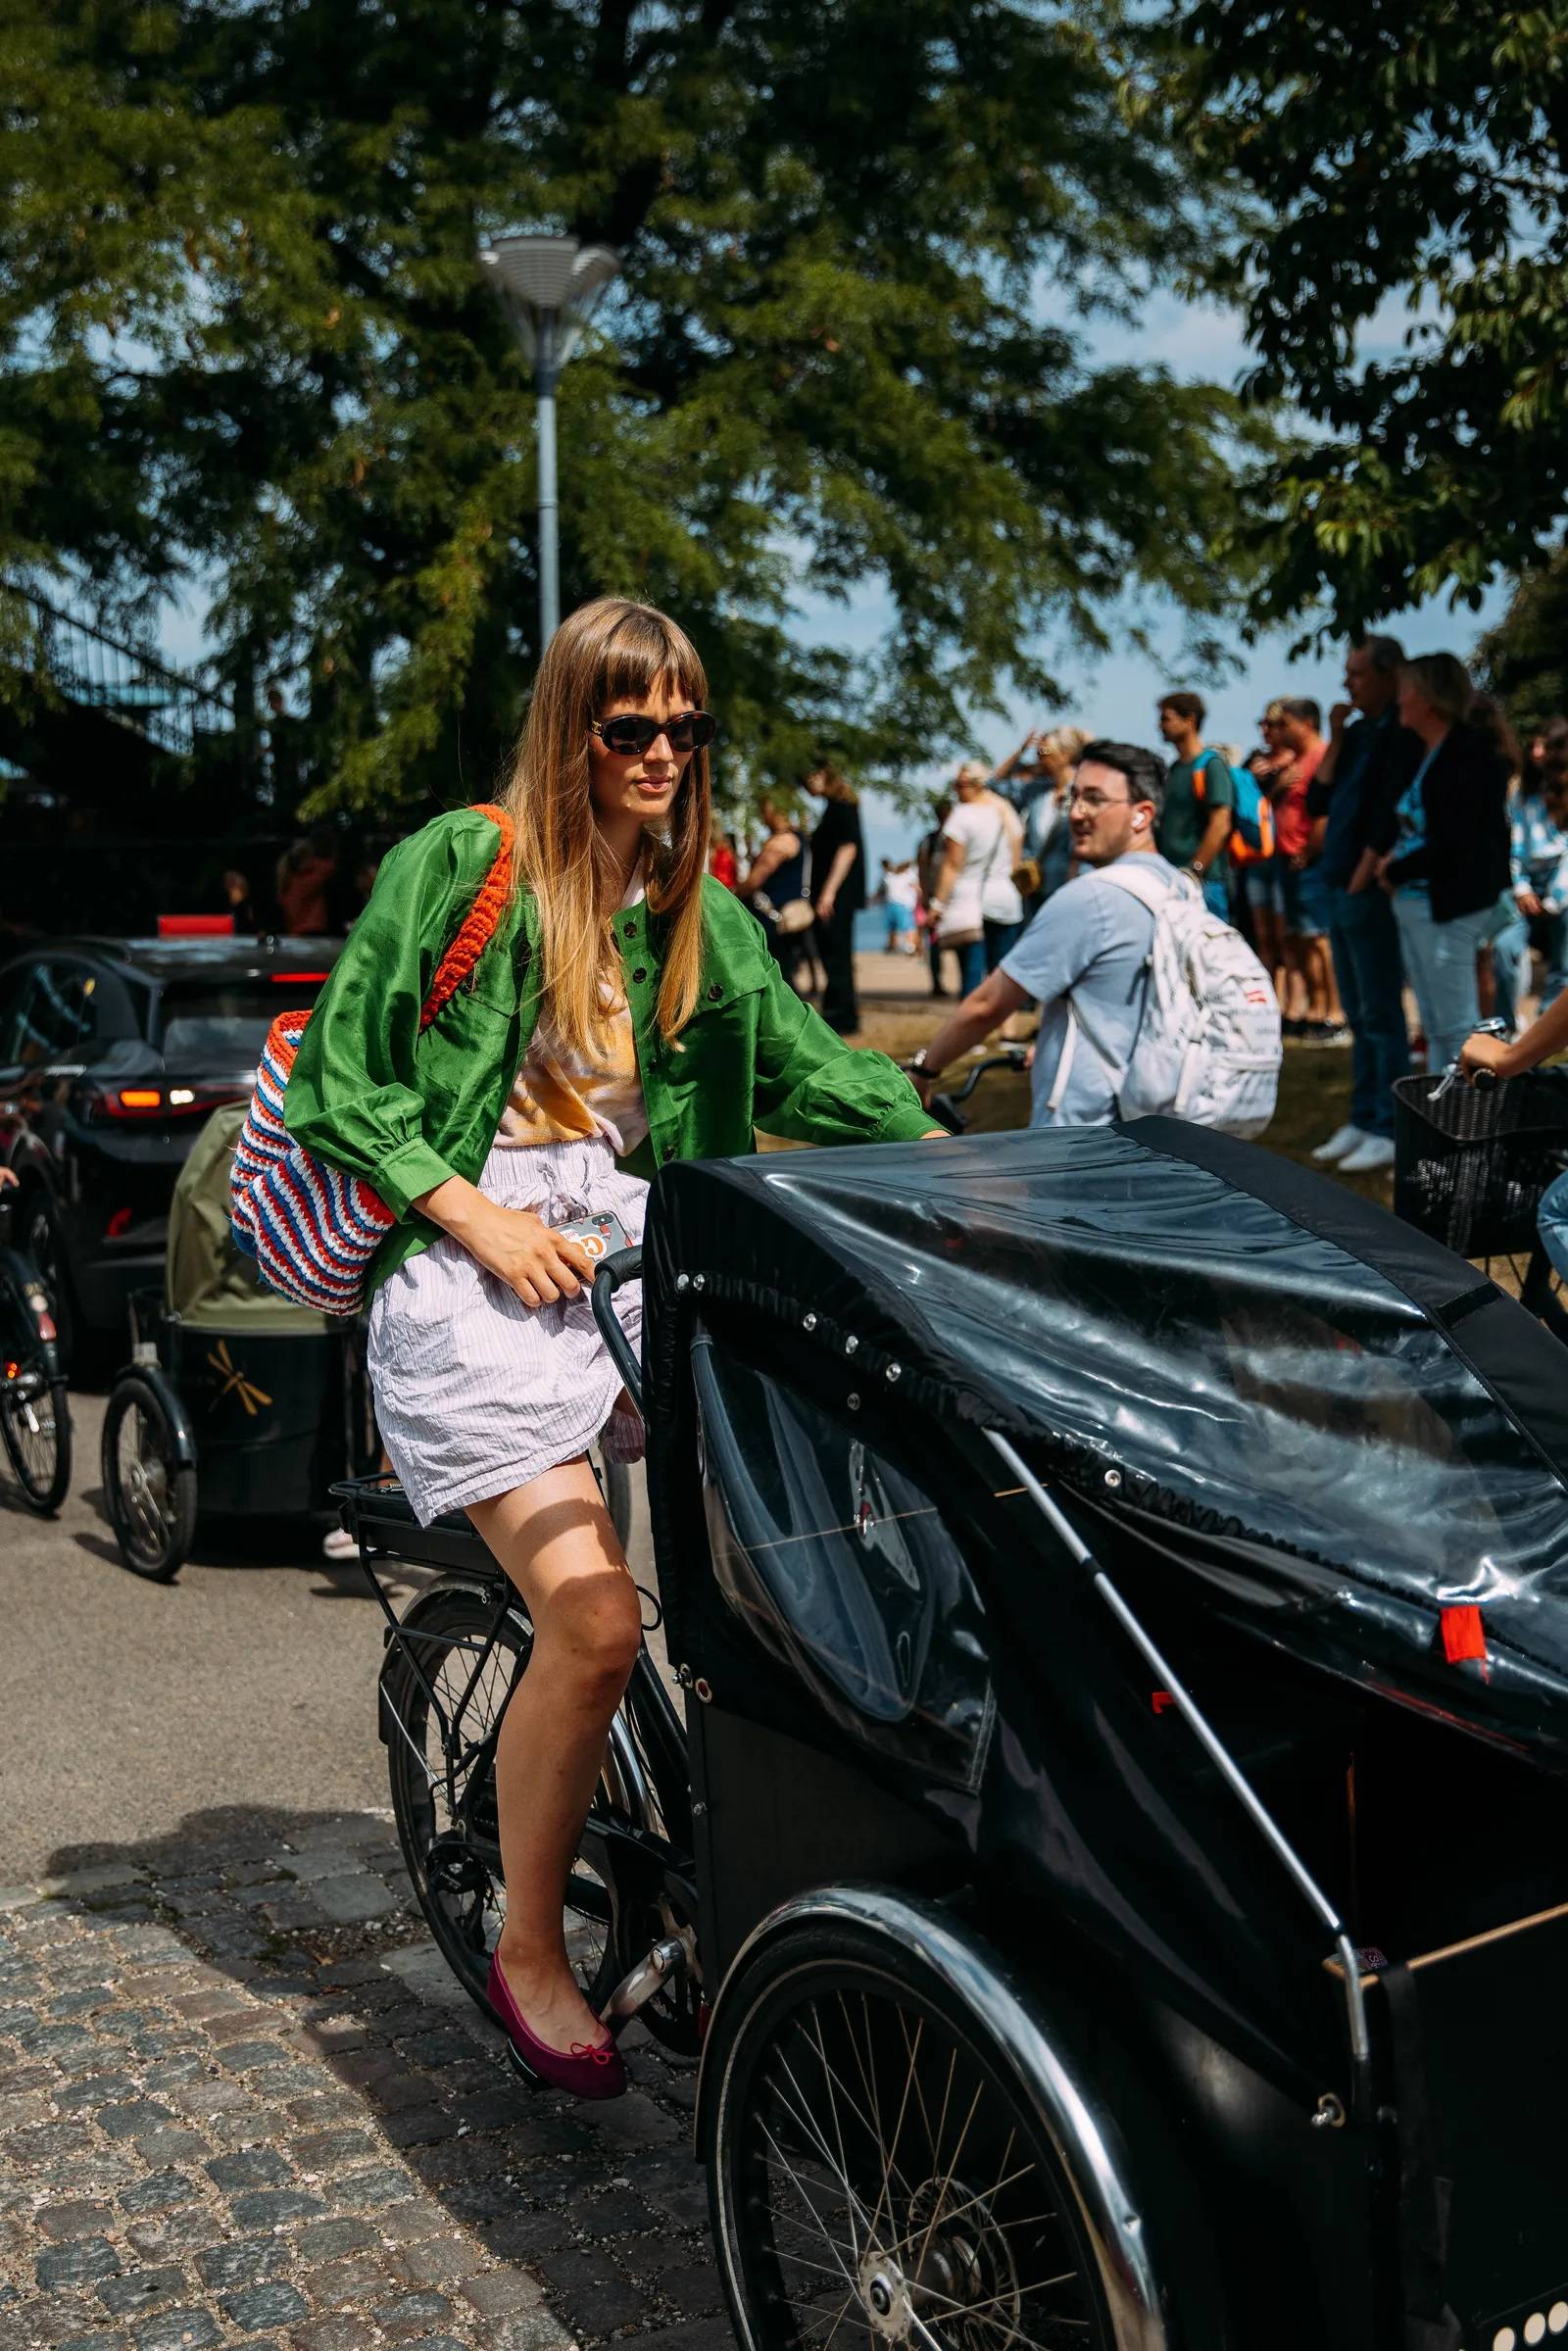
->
[1242, 857, 1285, 915]
[1281, 859, 1333, 937]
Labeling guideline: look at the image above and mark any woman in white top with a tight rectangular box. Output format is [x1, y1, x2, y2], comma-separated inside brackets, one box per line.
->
[927, 759, 1024, 991]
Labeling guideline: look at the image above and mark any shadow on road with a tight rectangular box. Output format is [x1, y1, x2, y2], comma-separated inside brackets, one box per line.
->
[13, 1801, 722, 2349]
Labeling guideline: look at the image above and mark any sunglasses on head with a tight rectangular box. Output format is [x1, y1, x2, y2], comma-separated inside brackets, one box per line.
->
[590, 710, 716, 757]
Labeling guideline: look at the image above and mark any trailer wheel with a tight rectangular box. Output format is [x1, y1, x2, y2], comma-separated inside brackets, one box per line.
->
[705, 1913, 1120, 2351]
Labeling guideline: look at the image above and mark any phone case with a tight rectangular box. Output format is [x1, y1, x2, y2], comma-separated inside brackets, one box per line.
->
[555, 1210, 629, 1264]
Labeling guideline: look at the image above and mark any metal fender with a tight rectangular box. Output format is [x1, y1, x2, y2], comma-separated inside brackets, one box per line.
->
[696, 1881, 1170, 2351]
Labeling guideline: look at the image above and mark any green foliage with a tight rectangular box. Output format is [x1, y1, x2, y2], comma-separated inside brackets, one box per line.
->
[1172, 0, 1568, 639]
[1476, 551, 1568, 732]
[3, 0, 1246, 819]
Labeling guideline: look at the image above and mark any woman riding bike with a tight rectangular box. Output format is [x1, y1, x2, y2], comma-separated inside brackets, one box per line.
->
[284, 597, 938, 2098]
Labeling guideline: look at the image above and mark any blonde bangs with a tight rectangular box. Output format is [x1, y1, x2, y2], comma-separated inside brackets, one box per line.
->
[499, 599, 713, 1066]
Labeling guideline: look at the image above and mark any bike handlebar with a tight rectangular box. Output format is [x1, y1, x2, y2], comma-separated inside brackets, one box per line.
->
[591, 1247, 644, 1416]
[928, 1044, 1032, 1134]
[1430, 1017, 1509, 1102]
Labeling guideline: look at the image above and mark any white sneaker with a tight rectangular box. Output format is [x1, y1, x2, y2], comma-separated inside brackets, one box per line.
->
[1312, 1123, 1365, 1164]
[1338, 1134, 1396, 1176]
[321, 1525, 358, 1562]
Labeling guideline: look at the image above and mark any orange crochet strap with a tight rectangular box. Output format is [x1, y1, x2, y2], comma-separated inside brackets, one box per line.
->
[419, 802, 515, 1031]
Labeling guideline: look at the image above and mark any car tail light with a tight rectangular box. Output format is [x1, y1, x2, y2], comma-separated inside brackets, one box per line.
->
[274, 971, 329, 984]
[105, 1205, 134, 1240]
[89, 1079, 249, 1122]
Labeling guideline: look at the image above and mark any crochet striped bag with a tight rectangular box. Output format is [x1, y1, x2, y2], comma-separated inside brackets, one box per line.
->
[230, 804, 515, 1315]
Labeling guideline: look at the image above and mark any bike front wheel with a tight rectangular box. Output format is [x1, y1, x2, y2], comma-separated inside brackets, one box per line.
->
[382, 1579, 623, 2026]
[0, 1362, 71, 1514]
[705, 1916, 1117, 2351]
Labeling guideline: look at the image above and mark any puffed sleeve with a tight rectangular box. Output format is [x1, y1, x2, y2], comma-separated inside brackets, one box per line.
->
[282, 812, 496, 1218]
[750, 957, 934, 1147]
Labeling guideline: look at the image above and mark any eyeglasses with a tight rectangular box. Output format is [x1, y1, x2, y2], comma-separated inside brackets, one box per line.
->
[589, 711, 716, 757]
[1068, 788, 1132, 812]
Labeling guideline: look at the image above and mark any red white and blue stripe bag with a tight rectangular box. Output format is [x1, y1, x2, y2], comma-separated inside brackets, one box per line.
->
[230, 803, 515, 1315]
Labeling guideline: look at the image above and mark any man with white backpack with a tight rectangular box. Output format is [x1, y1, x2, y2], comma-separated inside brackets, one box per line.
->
[907, 740, 1281, 1138]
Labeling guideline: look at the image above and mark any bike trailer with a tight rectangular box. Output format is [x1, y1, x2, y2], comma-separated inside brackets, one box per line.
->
[642, 1118, 1568, 2350]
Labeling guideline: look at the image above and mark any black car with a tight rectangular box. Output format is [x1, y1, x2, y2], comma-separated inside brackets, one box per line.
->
[0, 935, 342, 1360]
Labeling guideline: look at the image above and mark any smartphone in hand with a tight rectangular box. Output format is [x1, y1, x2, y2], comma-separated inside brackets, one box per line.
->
[555, 1209, 630, 1265]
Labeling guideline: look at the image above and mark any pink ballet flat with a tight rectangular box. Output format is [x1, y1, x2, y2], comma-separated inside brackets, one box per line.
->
[485, 1952, 627, 2101]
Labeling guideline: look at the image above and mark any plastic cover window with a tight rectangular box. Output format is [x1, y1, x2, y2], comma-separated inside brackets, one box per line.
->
[692, 1335, 996, 1791]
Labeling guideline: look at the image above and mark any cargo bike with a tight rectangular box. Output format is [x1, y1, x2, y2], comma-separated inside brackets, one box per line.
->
[341, 1119, 1568, 2351]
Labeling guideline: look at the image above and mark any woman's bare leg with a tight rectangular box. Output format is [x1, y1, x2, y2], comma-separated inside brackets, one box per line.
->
[466, 1458, 643, 2056]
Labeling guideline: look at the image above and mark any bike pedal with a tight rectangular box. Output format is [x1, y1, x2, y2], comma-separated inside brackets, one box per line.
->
[602, 1935, 688, 2033]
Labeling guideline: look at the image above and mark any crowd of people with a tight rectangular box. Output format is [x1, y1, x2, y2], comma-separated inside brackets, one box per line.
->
[708, 637, 1568, 1169]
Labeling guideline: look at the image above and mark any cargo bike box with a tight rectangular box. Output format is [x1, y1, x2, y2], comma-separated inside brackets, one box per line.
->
[344, 1119, 1568, 2351]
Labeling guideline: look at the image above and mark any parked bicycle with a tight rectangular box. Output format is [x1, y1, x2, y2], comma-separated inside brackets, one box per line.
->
[0, 1168, 71, 1515]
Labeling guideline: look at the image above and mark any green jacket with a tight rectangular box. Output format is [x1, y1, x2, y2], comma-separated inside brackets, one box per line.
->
[284, 807, 933, 1291]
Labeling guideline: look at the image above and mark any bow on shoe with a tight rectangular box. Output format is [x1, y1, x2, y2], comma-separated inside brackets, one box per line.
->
[571, 2041, 615, 2066]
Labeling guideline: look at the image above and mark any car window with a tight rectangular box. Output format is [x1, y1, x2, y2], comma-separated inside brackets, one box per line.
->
[13, 964, 92, 1068]
[156, 977, 325, 1067]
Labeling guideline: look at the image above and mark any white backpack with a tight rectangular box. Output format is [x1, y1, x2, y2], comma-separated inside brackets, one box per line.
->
[1048, 861, 1281, 1138]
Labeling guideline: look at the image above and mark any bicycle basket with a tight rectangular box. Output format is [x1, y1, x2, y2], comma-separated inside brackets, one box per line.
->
[1393, 1068, 1568, 1257]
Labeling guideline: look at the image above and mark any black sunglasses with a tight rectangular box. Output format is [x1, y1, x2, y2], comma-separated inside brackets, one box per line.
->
[590, 710, 716, 757]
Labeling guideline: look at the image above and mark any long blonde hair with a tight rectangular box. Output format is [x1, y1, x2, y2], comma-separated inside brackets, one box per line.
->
[500, 598, 711, 1061]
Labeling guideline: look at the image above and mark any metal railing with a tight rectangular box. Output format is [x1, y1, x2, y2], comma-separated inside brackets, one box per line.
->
[10, 590, 237, 759]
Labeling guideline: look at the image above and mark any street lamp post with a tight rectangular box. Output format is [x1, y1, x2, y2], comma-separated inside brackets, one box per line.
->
[478, 233, 621, 653]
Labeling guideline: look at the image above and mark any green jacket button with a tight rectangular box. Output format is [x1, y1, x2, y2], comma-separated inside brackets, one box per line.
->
[662, 1139, 676, 1161]
[707, 983, 722, 1001]
[632, 967, 647, 984]
[623, 922, 637, 938]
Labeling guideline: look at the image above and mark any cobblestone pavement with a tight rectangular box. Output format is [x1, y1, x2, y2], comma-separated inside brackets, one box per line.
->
[0, 1809, 729, 2351]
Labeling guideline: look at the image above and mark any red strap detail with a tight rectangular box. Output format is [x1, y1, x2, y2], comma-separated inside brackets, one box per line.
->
[418, 802, 516, 1032]
[1441, 1604, 1487, 1664]
[569, 2041, 614, 2066]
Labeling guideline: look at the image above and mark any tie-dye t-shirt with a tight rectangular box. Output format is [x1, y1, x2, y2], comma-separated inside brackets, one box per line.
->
[496, 871, 650, 1158]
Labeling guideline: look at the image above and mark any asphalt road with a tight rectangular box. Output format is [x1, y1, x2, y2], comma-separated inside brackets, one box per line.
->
[0, 1387, 657, 1886]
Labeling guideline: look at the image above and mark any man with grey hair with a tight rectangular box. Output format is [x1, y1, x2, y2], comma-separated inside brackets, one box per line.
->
[1305, 636, 1423, 1171]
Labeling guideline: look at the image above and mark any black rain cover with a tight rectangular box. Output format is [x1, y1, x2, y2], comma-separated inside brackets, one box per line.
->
[646, 1119, 1568, 1765]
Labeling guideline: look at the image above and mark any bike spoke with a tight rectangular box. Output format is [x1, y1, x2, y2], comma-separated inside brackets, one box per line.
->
[887, 2147, 1035, 2260]
[797, 2286, 859, 2347]
[908, 2076, 983, 2284]
[767, 2048, 876, 2233]
[759, 2120, 861, 2298]
[868, 2007, 921, 2247]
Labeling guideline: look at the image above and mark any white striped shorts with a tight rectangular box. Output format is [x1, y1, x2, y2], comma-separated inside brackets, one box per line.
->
[366, 1135, 648, 1526]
